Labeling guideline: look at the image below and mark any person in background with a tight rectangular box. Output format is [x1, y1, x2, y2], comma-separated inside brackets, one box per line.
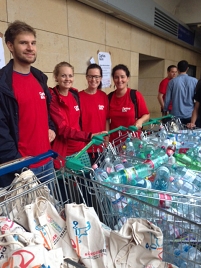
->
[164, 60, 197, 125]
[0, 20, 56, 187]
[108, 64, 150, 142]
[187, 79, 201, 128]
[157, 65, 177, 116]
[79, 63, 109, 165]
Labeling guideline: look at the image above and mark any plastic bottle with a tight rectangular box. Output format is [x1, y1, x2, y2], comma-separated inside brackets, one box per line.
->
[144, 152, 169, 170]
[122, 159, 133, 168]
[172, 166, 201, 189]
[125, 138, 136, 156]
[158, 125, 167, 140]
[166, 141, 176, 156]
[174, 153, 201, 171]
[152, 166, 170, 191]
[113, 157, 125, 172]
[92, 164, 108, 182]
[135, 177, 152, 189]
[104, 163, 153, 186]
[167, 176, 199, 195]
[103, 157, 115, 174]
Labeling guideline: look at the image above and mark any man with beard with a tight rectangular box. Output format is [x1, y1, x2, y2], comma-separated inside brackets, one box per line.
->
[0, 21, 56, 186]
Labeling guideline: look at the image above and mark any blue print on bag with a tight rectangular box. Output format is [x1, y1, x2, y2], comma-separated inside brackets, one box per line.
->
[73, 220, 91, 243]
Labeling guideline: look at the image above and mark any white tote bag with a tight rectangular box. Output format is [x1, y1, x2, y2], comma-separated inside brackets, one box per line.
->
[24, 196, 78, 262]
[65, 203, 108, 268]
[109, 218, 177, 268]
[4, 169, 51, 230]
[0, 243, 63, 268]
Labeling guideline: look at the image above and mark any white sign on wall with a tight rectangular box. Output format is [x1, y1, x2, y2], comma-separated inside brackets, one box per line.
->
[0, 37, 5, 69]
[98, 52, 111, 88]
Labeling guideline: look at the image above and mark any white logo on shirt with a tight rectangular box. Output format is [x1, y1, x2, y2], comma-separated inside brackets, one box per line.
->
[122, 107, 131, 112]
[39, 92, 45, 99]
[74, 105, 79, 111]
[98, 105, 104, 110]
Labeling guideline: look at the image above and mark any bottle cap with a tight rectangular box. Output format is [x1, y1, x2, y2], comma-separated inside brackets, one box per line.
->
[92, 164, 98, 169]
[169, 176, 174, 182]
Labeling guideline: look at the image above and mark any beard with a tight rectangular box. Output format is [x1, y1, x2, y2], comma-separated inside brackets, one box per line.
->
[16, 54, 37, 64]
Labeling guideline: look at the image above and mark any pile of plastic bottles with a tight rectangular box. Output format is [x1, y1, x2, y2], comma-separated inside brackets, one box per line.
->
[92, 125, 201, 222]
[163, 243, 201, 268]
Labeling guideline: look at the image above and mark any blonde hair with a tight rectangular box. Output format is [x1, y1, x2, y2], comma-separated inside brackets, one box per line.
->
[53, 61, 74, 78]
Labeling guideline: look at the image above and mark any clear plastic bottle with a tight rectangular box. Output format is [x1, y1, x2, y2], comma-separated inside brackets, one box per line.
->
[167, 176, 199, 195]
[113, 157, 125, 172]
[103, 157, 115, 174]
[172, 166, 201, 189]
[125, 138, 136, 156]
[104, 163, 153, 186]
[166, 141, 177, 156]
[152, 166, 170, 191]
[92, 164, 108, 182]
[144, 152, 169, 170]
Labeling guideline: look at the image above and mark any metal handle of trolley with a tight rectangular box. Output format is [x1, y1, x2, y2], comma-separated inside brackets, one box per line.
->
[66, 115, 173, 170]
[0, 150, 58, 176]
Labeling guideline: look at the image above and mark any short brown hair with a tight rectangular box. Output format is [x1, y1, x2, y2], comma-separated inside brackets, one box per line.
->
[53, 62, 74, 78]
[5, 20, 36, 44]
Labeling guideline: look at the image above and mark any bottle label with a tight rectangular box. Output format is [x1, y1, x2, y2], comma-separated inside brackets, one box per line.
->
[159, 193, 172, 208]
[124, 168, 137, 184]
[115, 164, 124, 171]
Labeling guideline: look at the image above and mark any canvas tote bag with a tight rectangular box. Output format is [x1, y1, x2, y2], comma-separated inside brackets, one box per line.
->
[65, 203, 108, 268]
[109, 218, 177, 268]
[24, 196, 78, 262]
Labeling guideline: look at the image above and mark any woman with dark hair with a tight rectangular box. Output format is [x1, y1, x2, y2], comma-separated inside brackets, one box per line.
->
[109, 64, 150, 141]
[79, 64, 109, 164]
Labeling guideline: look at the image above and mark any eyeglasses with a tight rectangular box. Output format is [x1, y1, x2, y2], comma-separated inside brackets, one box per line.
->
[86, 75, 101, 80]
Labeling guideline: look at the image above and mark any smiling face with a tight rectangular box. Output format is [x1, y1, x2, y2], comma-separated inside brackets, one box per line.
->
[56, 66, 74, 91]
[7, 32, 37, 65]
[86, 68, 102, 91]
[113, 69, 129, 91]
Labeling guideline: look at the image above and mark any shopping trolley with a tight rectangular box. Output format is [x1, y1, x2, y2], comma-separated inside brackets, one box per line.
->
[63, 121, 201, 267]
[63, 161, 201, 267]
[0, 150, 87, 268]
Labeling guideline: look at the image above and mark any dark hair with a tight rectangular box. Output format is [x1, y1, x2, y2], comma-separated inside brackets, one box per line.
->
[167, 65, 177, 72]
[5, 20, 36, 44]
[53, 61, 74, 78]
[177, 60, 189, 72]
[86, 63, 102, 89]
[112, 64, 130, 78]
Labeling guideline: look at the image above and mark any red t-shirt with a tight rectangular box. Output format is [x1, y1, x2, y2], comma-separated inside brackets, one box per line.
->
[158, 77, 172, 111]
[12, 71, 50, 167]
[79, 90, 109, 153]
[109, 88, 149, 142]
[51, 92, 85, 160]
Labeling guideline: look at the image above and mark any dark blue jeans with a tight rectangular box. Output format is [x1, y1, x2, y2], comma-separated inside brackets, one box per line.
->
[30, 159, 54, 183]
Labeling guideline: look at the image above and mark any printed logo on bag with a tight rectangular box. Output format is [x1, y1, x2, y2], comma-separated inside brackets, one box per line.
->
[35, 221, 51, 250]
[71, 220, 91, 257]
[0, 246, 7, 260]
[145, 233, 163, 260]
[74, 105, 79, 111]
[2, 249, 36, 268]
[122, 107, 131, 112]
[98, 105, 104, 110]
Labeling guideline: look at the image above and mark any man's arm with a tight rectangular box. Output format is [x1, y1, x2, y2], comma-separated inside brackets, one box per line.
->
[187, 101, 200, 128]
[0, 108, 21, 163]
[164, 82, 172, 112]
[157, 92, 164, 109]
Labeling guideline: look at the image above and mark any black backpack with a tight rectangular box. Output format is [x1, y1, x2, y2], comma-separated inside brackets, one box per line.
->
[108, 89, 138, 119]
